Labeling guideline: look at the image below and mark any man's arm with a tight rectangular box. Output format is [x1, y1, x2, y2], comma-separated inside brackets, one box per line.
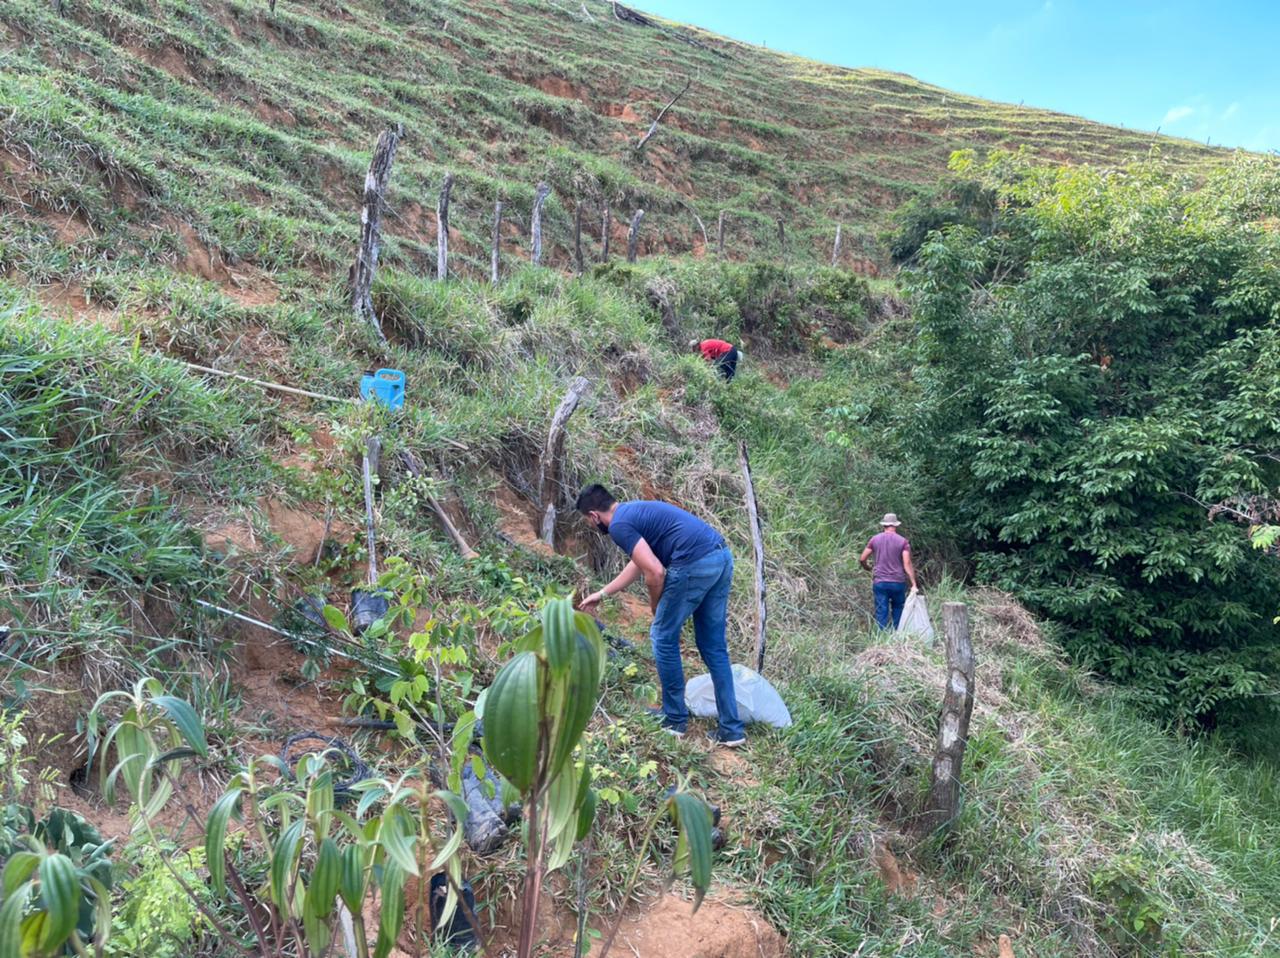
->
[580, 560, 642, 612]
[903, 548, 918, 591]
[629, 538, 667, 612]
[859, 544, 873, 572]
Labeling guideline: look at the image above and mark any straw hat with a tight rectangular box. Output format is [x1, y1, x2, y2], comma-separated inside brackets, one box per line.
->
[880, 513, 901, 527]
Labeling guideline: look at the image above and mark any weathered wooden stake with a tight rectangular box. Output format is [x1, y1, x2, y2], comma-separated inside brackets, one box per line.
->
[531, 181, 551, 266]
[922, 603, 975, 833]
[600, 207, 612, 262]
[574, 202, 585, 275]
[635, 76, 693, 152]
[437, 172, 454, 281]
[831, 223, 842, 267]
[399, 451, 479, 560]
[739, 442, 768, 673]
[537, 376, 592, 547]
[351, 124, 402, 341]
[716, 210, 726, 258]
[491, 199, 503, 286]
[626, 209, 645, 263]
[776, 216, 786, 252]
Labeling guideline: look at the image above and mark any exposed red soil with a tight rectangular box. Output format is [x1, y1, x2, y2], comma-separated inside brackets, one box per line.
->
[585, 893, 787, 958]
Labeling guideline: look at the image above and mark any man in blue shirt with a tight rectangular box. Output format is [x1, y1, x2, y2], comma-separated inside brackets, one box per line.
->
[577, 484, 746, 747]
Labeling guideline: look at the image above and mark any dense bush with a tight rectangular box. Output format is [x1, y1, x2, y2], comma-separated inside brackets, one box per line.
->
[907, 152, 1280, 724]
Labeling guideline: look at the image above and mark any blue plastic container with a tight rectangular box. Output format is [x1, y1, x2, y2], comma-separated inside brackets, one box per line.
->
[359, 368, 406, 410]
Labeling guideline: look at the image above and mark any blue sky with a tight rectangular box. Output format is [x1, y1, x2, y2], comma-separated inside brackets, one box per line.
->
[635, 1, 1279, 152]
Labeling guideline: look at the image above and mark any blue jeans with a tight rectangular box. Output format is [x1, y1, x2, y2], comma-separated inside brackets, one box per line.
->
[649, 548, 744, 739]
[873, 581, 908, 629]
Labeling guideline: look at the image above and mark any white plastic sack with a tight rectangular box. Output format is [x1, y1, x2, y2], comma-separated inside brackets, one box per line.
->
[685, 663, 793, 728]
[897, 591, 935, 641]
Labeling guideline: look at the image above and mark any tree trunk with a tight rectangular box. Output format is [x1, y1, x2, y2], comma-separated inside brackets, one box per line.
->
[531, 181, 551, 266]
[716, 210, 726, 258]
[739, 442, 768, 673]
[574, 202, 585, 275]
[538, 377, 592, 547]
[600, 206, 612, 262]
[635, 76, 692, 152]
[351, 124, 402, 341]
[831, 223, 842, 267]
[922, 603, 975, 833]
[626, 209, 645, 263]
[398, 452, 479, 560]
[437, 172, 454, 281]
[491, 199, 503, 286]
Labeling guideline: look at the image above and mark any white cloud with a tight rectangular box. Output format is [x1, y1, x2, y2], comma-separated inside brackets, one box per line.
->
[1222, 102, 1240, 121]
[1162, 105, 1195, 125]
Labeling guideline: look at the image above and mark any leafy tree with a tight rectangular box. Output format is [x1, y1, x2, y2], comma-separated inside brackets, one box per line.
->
[907, 151, 1280, 723]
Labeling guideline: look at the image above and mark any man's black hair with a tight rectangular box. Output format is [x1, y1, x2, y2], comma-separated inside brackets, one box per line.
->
[575, 484, 616, 513]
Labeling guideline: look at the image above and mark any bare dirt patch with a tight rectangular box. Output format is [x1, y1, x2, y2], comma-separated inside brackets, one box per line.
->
[495, 482, 554, 556]
[586, 893, 786, 958]
[36, 283, 118, 330]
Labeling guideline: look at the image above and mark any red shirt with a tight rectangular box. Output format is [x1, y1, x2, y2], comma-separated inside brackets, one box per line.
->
[699, 339, 733, 361]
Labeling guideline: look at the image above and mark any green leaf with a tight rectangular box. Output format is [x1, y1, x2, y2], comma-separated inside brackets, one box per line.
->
[1, 854, 38, 895]
[309, 838, 342, 919]
[36, 854, 80, 951]
[152, 695, 209, 757]
[379, 807, 420, 877]
[205, 788, 243, 896]
[373, 860, 406, 958]
[481, 651, 542, 793]
[338, 844, 367, 913]
[546, 632, 603, 780]
[322, 604, 349, 633]
[0, 881, 31, 958]
[270, 820, 306, 909]
[430, 790, 471, 870]
[671, 793, 714, 913]
[542, 596, 576, 675]
[575, 788, 598, 842]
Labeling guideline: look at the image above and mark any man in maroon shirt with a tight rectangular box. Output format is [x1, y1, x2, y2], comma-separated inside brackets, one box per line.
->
[859, 513, 918, 629]
[690, 338, 739, 381]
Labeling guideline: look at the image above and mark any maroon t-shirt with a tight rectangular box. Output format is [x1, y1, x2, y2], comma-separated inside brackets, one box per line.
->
[867, 530, 910, 584]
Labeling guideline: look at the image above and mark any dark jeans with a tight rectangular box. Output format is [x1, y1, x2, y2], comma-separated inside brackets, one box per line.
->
[649, 547, 744, 739]
[873, 581, 908, 629]
[716, 347, 738, 381]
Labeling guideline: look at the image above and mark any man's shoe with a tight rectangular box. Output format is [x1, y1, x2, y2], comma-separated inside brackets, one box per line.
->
[646, 707, 687, 737]
[663, 726, 686, 739]
[714, 732, 747, 748]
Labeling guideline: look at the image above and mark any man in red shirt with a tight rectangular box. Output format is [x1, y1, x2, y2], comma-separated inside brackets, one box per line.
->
[690, 338, 739, 381]
[859, 513, 918, 629]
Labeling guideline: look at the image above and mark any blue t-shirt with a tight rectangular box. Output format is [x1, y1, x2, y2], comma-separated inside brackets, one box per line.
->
[608, 501, 724, 569]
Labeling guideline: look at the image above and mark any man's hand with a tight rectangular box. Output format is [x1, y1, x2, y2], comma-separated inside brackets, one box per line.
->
[579, 591, 604, 613]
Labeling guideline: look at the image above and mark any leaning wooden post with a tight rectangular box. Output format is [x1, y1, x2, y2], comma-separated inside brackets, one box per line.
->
[574, 202, 585, 275]
[626, 209, 645, 263]
[398, 451, 479, 560]
[716, 210, 726, 258]
[531, 181, 551, 266]
[437, 172, 454, 281]
[776, 217, 786, 254]
[922, 603, 976, 833]
[537, 376, 592, 547]
[490, 199, 503, 286]
[831, 223, 842, 267]
[351, 124, 402, 340]
[738, 442, 768, 673]
[600, 207, 612, 262]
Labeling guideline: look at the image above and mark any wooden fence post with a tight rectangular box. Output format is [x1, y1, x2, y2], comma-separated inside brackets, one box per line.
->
[716, 210, 726, 258]
[574, 202, 585, 275]
[491, 199, 503, 286]
[531, 182, 551, 266]
[437, 172, 454, 281]
[831, 223, 842, 267]
[537, 377, 592, 546]
[351, 124, 402, 340]
[626, 209, 645, 263]
[922, 603, 976, 833]
[600, 207, 612, 262]
[739, 442, 768, 673]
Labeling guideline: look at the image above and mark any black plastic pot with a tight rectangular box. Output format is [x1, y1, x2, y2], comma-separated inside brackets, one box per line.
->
[350, 589, 389, 635]
[428, 872, 479, 949]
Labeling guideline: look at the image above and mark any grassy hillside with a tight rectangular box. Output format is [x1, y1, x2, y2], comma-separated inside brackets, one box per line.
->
[2, 2, 1278, 957]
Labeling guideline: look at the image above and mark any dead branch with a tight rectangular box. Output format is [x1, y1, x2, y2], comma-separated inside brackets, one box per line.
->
[538, 377, 593, 546]
[399, 451, 479, 560]
[437, 172, 454, 281]
[351, 124, 402, 341]
[635, 76, 693, 152]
